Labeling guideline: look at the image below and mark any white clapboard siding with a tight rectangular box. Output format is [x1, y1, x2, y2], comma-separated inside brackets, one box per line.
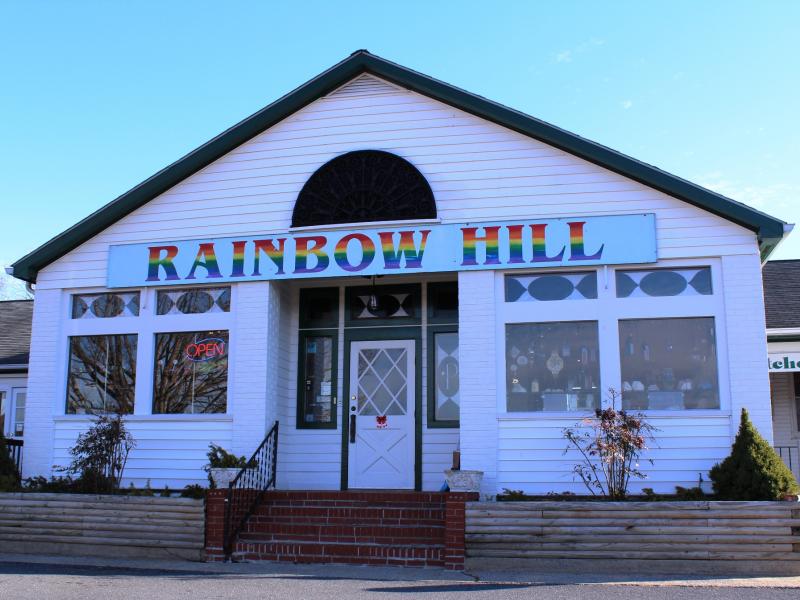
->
[465, 501, 800, 563]
[52, 417, 232, 489]
[497, 415, 731, 495]
[36, 75, 756, 289]
[770, 372, 800, 480]
[274, 284, 343, 490]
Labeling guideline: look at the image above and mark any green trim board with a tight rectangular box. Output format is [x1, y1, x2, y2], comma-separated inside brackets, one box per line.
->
[768, 334, 800, 343]
[426, 281, 458, 325]
[295, 328, 338, 430]
[427, 324, 459, 429]
[344, 283, 421, 329]
[299, 287, 339, 330]
[11, 50, 787, 283]
[340, 326, 423, 491]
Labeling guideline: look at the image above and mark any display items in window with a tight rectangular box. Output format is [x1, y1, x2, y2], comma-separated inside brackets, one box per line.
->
[618, 317, 719, 410]
[66, 335, 137, 414]
[505, 321, 600, 412]
[153, 330, 229, 414]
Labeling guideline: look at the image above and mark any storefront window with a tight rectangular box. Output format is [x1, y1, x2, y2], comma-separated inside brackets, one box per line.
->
[66, 335, 137, 414]
[153, 330, 229, 414]
[298, 333, 336, 427]
[618, 317, 719, 410]
[12, 390, 25, 437]
[616, 267, 712, 298]
[431, 330, 459, 423]
[71, 292, 139, 319]
[505, 272, 597, 302]
[505, 322, 600, 412]
[157, 287, 231, 315]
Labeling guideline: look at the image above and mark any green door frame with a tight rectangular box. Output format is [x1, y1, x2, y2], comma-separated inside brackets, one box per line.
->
[340, 326, 423, 491]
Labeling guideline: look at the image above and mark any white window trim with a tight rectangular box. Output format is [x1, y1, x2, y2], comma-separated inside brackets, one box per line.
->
[58, 286, 236, 417]
[494, 258, 730, 417]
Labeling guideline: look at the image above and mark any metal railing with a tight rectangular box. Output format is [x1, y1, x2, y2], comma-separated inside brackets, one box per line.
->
[223, 421, 279, 559]
[5, 439, 23, 473]
[775, 445, 799, 478]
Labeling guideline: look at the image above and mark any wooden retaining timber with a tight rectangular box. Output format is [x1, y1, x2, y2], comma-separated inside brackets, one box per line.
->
[0, 493, 205, 560]
[466, 501, 800, 562]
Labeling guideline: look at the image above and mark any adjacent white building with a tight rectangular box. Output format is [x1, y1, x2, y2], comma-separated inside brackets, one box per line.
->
[765, 260, 800, 481]
[10, 51, 791, 496]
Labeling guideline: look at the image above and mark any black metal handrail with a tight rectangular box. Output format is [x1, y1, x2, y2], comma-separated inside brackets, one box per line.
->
[5, 439, 23, 473]
[223, 420, 279, 559]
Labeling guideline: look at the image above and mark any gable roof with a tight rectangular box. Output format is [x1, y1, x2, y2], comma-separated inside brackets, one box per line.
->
[11, 50, 789, 283]
[763, 259, 800, 331]
[0, 300, 33, 369]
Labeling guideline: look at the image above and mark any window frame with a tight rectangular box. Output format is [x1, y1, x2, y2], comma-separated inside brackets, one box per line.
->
[617, 316, 721, 411]
[494, 258, 730, 418]
[427, 324, 460, 428]
[152, 329, 231, 415]
[65, 333, 139, 415]
[504, 320, 601, 414]
[792, 373, 800, 437]
[11, 388, 26, 438]
[295, 329, 339, 430]
[61, 285, 236, 418]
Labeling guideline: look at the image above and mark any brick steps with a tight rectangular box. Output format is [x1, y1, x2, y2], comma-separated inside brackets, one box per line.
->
[205, 490, 477, 569]
[235, 540, 445, 567]
[240, 523, 444, 545]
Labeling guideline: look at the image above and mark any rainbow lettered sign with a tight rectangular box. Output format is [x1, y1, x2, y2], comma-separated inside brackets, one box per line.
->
[107, 214, 656, 288]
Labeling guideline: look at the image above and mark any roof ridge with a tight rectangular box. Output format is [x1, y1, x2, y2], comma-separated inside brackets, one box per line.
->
[10, 50, 790, 282]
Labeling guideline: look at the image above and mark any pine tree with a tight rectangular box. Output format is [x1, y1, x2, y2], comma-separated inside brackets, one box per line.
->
[710, 408, 799, 500]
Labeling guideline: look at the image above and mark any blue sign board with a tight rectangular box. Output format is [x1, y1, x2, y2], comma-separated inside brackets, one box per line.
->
[107, 214, 657, 288]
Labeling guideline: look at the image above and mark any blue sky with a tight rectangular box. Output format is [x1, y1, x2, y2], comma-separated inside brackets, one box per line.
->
[1, 1, 798, 296]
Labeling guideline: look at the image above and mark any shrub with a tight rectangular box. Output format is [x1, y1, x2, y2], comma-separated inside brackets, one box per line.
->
[22, 475, 76, 493]
[64, 415, 136, 494]
[181, 484, 207, 499]
[563, 388, 657, 499]
[205, 444, 252, 469]
[709, 408, 799, 500]
[203, 443, 255, 488]
[0, 434, 20, 491]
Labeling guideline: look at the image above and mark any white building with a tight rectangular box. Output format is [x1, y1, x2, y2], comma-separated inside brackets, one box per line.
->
[765, 260, 800, 481]
[10, 51, 791, 496]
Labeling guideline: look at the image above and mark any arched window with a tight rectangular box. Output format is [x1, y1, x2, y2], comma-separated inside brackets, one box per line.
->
[291, 150, 437, 227]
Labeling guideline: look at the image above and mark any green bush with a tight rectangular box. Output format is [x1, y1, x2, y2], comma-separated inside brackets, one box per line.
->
[22, 476, 76, 493]
[709, 408, 799, 500]
[180, 484, 207, 499]
[0, 434, 20, 491]
[204, 444, 252, 469]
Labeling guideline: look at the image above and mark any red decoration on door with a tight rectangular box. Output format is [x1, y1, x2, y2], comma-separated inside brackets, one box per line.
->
[376, 415, 388, 429]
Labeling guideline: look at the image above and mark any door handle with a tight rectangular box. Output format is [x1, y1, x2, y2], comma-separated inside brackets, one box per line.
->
[349, 414, 356, 443]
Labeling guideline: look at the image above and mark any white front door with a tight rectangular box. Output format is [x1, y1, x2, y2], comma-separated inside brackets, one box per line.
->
[348, 339, 415, 489]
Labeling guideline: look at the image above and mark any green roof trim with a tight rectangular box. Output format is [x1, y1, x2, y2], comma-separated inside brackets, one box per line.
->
[11, 50, 788, 283]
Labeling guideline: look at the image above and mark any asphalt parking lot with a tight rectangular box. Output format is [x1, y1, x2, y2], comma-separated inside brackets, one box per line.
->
[1, 555, 799, 600]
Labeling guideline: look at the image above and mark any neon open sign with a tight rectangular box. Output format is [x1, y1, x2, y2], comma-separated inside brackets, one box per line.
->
[185, 338, 226, 362]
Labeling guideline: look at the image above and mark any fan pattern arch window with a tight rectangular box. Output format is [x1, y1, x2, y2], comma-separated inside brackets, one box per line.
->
[291, 150, 437, 227]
